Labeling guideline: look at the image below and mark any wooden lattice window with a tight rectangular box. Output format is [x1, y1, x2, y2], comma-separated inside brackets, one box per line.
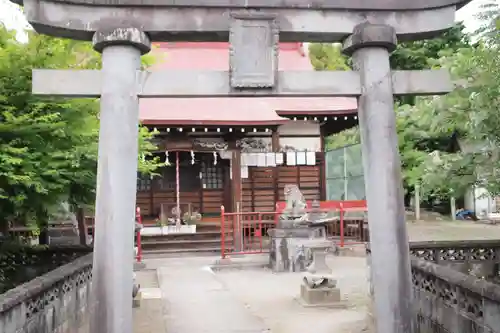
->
[157, 167, 176, 191]
[202, 162, 223, 189]
[137, 173, 151, 191]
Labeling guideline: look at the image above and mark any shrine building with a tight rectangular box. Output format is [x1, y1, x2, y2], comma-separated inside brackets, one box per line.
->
[136, 42, 358, 222]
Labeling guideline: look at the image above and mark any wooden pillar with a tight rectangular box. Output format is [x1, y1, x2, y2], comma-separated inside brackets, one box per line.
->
[77, 207, 88, 245]
[222, 161, 231, 212]
[272, 128, 280, 205]
[319, 126, 327, 200]
[230, 146, 242, 213]
[271, 129, 280, 152]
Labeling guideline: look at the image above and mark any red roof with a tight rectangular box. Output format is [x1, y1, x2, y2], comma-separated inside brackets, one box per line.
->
[139, 43, 357, 126]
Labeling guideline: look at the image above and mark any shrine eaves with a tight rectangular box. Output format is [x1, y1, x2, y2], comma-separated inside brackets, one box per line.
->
[15, 0, 470, 42]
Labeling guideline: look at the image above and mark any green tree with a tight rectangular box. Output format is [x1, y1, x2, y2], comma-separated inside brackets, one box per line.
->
[309, 23, 473, 200]
[308, 43, 350, 71]
[406, 18, 500, 198]
[0, 26, 161, 232]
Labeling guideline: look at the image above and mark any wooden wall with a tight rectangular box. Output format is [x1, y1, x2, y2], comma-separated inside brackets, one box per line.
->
[137, 153, 324, 216]
[136, 188, 225, 218]
[242, 154, 322, 212]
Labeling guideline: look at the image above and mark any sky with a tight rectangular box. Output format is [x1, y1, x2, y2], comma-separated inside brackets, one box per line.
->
[0, 0, 497, 42]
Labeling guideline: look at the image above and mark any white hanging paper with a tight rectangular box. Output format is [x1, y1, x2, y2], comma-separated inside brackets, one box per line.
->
[266, 153, 276, 167]
[306, 151, 316, 165]
[257, 153, 267, 167]
[248, 153, 258, 166]
[275, 153, 284, 165]
[241, 153, 248, 166]
[296, 151, 306, 165]
[286, 152, 296, 166]
[241, 166, 249, 178]
[219, 151, 232, 160]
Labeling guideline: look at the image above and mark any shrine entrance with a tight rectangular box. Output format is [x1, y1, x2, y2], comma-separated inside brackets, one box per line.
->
[23, 0, 468, 332]
[137, 151, 231, 222]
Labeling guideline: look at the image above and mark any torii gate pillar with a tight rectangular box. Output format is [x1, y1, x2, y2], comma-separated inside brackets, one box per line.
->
[90, 28, 151, 333]
[343, 23, 413, 331]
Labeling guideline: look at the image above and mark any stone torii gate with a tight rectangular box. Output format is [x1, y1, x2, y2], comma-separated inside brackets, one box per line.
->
[14, 0, 470, 332]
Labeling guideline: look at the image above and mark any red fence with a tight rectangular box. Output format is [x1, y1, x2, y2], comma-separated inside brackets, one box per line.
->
[220, 200, 369, 258]
[220, 206, 276, 258]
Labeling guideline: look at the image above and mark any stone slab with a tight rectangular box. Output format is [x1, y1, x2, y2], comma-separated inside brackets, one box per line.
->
[22, 1, 458, 42]
[134, 262, 146, 271]
[158, 258, 269, 333]
[133, 291, 142, 308]
[132, 298, 166, 333]
[32, 69, 452, 97]
[211, 255, 269, 271]
[25, 0, 470, 10]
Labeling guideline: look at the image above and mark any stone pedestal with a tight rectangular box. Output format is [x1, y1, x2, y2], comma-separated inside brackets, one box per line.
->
[300, 283, 342, 307]
[268, 227, 326, 272]
[298, 242, 344, 308]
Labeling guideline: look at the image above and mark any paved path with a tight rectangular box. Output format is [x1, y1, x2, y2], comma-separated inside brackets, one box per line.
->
[133, 269, 167, 333]
[156, 257, 270, 333]
[132, 221, 500, 333]
[138, 256, 370, 333]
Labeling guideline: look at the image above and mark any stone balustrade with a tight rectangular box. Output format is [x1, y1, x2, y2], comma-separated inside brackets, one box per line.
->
[410, 240, 500, 280]
[411, 256, 500, 332]
[0, 245, 92, 293]
[366, 240, 500, 332]
[0, 253, 93, 333]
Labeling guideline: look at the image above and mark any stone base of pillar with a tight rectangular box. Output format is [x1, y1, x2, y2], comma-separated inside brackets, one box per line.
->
[298, 283, 345, 308]
[133, 291, 142, 308]
[134, 262, 146, 271]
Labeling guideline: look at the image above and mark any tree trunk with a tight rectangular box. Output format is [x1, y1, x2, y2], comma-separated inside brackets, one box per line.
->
[76, 207, 88, 245]
[38, 221, 49, 245]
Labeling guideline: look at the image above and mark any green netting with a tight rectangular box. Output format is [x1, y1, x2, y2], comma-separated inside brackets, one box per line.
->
[325, 144, 365, 201]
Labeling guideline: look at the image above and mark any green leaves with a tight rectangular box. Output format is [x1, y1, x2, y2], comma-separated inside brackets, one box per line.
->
[399, 19, 500, 198]
[308, 43, 350, 71]
[310, 22, 486, 201]
[0, 25, 161, 229]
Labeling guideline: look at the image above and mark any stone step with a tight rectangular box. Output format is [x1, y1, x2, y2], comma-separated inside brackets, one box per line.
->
[141, 238, 230, 250]
[142, 246, 226, 257]
[140, 231, 221, 242]
[195, 223, 220, 232]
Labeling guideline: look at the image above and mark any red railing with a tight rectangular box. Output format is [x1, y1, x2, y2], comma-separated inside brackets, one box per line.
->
[220, 206, 276, 258]
[220, 200, 369, 258]
[135, 207, 143, 263]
